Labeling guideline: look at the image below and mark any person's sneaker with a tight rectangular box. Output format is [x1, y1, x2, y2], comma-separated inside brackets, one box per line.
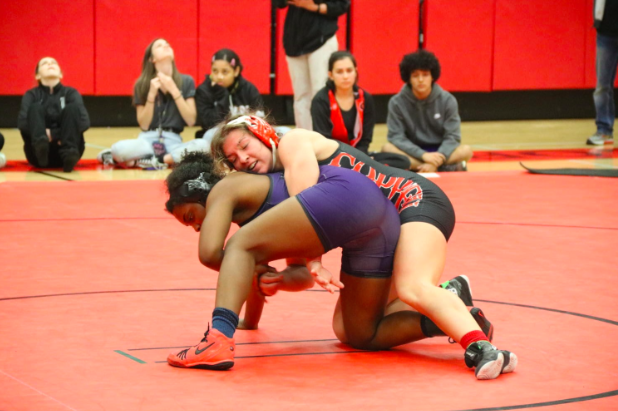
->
[33, 138, 49, 167]
[0, 153, 6, 169]
[470, 307, 494, 342]
[62, 150, 80, 172]
[464, 341, 518, 380]
[167, 327, 235, 370]
[438, 161, 467, 172]
[586, 133, 613, 146]
[441, 275, 473, 306]
[97, 148, 114, 165]
[136, 155, 168, 170]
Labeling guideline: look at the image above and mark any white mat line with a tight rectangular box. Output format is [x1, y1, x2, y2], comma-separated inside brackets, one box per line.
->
[0, 369, 80, 411]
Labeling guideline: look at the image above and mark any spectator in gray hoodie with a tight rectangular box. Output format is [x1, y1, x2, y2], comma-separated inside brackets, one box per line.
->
[382, 50, 472, 172]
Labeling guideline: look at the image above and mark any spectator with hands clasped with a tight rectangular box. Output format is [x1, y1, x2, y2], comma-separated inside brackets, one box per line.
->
[97, 38, 208, 169]
[382, 50, 473, 172]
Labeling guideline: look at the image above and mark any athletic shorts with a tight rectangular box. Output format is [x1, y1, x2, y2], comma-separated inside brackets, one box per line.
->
[399, 181, 455, 241]
[296, 166, 400, 278]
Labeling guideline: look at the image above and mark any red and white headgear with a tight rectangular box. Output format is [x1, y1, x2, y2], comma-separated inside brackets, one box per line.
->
[227, 115, 279, 170]
[227, 115, 279, 148]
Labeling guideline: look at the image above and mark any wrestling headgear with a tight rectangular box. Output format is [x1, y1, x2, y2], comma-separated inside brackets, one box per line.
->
[227, 115, 279, 171]
[227, 115, 279, 149]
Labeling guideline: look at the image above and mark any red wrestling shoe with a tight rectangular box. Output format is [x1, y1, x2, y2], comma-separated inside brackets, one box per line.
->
[167, 326, 235, 370]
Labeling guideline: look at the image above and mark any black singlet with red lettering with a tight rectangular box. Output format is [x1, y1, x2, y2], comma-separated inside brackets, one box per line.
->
[317, 141, 455, 241]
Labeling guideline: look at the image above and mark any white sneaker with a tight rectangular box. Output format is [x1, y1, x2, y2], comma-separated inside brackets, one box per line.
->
[97, 148, 114, 165]
[0, 153, 6, 169]
[586, 133, 613, 146]
[136, 155, 168, 170]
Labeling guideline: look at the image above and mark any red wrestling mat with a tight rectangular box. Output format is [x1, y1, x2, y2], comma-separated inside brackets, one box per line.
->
[1, 173, 617, 411]
[2, 148, 616, 172]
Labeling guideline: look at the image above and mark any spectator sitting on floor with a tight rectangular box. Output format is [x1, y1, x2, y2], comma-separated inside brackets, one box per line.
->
[311, 50, 410, 169]
[97, 38, 206, 169]
[195, 48, 288, 144]
[17, 57, 90, 172]
[382, 50, 472, 172]
[310, 51, 374, 154]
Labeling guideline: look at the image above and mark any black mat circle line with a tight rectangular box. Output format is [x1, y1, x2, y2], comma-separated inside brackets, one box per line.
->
[1, 288, 616, 411]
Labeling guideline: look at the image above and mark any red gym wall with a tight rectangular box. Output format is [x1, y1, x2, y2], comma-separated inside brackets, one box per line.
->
[0, 0, 601, 96]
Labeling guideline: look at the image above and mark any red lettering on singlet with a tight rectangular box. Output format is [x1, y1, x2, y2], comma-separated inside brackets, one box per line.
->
[327, 151, 423, 211]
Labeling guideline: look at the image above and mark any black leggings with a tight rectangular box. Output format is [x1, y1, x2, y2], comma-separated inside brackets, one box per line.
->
[20, 103, 85, 167]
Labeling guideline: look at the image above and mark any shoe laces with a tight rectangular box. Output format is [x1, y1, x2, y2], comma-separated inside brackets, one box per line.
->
[176, 348, 189, 360]
[176, 325, 211, 360]
[201, 324, 211, 343]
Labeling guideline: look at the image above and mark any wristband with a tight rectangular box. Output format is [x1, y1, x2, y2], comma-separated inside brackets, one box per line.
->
[173, 94, 182, 100]
[147, 99, 155, 104]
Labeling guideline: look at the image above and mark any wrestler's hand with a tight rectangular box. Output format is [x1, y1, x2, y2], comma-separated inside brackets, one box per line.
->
[254, 264, 278, 296]
[258, 271, 284, 297]
[307, 260, 344, 293]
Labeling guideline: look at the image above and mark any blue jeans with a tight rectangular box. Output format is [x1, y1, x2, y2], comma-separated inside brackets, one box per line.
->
[594, 32, 618, 136]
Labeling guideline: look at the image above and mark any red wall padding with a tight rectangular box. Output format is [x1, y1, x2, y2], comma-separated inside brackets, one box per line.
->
[275, 7, 347, 95]
[95, 0, 198, 96]
[425, 0, 495, 92]
[493, 0, 588, 90]
[0, 0, 94, 95]
[351, 0, 418, 95]
[0, 1, 604, 97]
[585, 0, 597, 88]
[199, 1, 270, 94]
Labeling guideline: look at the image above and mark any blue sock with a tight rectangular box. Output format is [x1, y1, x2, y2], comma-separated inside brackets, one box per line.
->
[212, 307, 239, 339]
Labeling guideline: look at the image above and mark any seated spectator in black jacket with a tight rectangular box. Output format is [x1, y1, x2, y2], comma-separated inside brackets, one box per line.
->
[195, 49, 289, 142]
[17, 57, 90, 172]
[311, 51, 410, 169]
[311, 51, 374, 153]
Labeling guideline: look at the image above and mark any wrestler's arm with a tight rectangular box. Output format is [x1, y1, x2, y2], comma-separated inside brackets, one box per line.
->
[277, 129, 321, 196]
[197, 181, 237, 270]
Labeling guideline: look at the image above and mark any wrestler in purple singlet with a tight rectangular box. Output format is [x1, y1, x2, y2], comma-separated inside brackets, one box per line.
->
[242, 165, 401, 278]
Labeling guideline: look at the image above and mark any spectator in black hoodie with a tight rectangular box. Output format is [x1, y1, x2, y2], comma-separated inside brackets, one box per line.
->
[18, 57, 90, 172]
[195, 49, 288, 143]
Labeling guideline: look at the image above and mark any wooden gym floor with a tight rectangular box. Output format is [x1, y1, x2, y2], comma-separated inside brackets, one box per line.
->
[0, 119, 616, 182]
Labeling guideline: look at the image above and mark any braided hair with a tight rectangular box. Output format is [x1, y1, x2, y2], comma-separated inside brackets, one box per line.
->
[165, 152, 222, 213]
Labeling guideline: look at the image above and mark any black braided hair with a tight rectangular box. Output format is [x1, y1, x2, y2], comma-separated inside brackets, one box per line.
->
[165, 152, 222, 213]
